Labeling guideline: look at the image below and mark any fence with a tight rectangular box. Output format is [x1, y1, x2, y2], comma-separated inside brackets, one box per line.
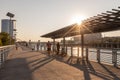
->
[0, 45, 14, 68]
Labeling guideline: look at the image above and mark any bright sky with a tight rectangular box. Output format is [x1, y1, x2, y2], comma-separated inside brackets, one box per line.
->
[0, 0, 120, 42]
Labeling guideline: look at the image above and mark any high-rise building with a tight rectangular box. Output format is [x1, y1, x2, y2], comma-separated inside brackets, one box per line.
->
[1, 19, 16, 39]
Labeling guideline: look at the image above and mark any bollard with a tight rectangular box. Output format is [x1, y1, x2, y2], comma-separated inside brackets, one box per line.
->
[97, 48, 100, 63]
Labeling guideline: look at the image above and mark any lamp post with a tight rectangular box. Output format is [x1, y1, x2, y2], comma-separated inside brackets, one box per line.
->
[6, 12, 15, 45]
[12, 20, 17, 42]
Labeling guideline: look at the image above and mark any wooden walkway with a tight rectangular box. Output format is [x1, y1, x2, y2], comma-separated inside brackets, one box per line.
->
[0, 46, 120, 80]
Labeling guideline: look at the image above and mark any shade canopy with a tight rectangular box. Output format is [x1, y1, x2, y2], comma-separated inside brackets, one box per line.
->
[41, 7, 120, 39]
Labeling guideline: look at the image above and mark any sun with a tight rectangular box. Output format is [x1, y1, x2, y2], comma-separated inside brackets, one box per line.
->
[71, 15, 87, 25]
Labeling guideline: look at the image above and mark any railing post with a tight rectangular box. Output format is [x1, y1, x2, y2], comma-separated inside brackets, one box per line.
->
[66, 46, 67, 54]
[97, 48, 100, 63]
[6, 47, 9, 57]
[4, 49, 6, 61]
[1, 50, 4, 64]
[44, 45, 46, 51]
[71, 46, 73, 57]
[53, 39, 55, 52]
[77, 47, 79, 57]
[4, 48, 9, 61]
[81, 34, 84, 60]
[86, 48, 88, 61]
[40, 45, 42, 51]
[0, 51, 2, 68]
[112, 49, 117, 67]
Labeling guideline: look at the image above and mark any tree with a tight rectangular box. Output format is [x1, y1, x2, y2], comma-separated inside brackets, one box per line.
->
[0, 39, 2, 46]
[0, 32, 11, 46]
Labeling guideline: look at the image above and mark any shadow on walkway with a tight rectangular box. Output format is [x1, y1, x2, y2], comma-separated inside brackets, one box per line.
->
[53, 55, 120, 80]
[30, 56, 54, 72]
[0, 58, 33, 80]
[99, 63, 120, 80]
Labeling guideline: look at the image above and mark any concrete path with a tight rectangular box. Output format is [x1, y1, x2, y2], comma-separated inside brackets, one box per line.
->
[0, 46, 120, 80]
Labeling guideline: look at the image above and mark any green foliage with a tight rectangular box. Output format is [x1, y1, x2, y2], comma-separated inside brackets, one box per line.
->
[0, 32, 12, 46]
[0, 39, 2, 46]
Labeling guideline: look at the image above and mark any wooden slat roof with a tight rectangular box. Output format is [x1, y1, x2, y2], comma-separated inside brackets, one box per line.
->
[41, 7, 120, 39]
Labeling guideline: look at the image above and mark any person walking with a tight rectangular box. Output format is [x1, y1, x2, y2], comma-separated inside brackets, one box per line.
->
[46, 41, 51, 55]
[56, 42, 60, 55]
[37, 40, 40, 51]
[15, 43, 18, 50]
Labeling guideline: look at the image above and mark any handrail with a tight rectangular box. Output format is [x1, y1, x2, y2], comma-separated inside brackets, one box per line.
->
[0, 45, 15, 68]
[0, 45, 14, 49]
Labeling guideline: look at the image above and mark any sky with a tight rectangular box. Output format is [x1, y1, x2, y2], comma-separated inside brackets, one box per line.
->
[0, 0, 120, 42]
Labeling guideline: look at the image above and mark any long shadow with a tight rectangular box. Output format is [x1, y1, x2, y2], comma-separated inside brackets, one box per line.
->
[31, 56, 52, 66]
[67, 59, 92, 80]
[86, 60, 96, 72]
[55, 56, 112, 80]
[27, 57, 48, 65]
[67, 56, 73, 63]
[82, 60, 91, 80]
[31, 56, 54, 72]
[37, 51, 119, 79]
[55, 56, 91, 80]
[25, 54, 42, 59]
[40, 51, 119, 79]
[99, 63, 120, 80]
[40, 51, 117, 79]
[20, 46, 32, 51]
[0, 58, 33, 80]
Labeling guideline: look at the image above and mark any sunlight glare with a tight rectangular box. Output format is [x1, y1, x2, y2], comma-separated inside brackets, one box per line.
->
[71, 15, 87, 25]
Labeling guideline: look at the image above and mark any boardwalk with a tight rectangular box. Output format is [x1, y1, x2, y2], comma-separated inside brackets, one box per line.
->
[0, 46, 120, 80]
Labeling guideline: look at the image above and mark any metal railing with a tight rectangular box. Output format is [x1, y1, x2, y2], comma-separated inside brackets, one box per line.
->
[59, 45, 120, 67]
[88, 48, 120, 67]
[0, 45, 14, 68]
[35, 43, 120, 67]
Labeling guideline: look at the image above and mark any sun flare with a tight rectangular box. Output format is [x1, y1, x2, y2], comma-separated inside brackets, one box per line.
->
[71, 15, 87, 25]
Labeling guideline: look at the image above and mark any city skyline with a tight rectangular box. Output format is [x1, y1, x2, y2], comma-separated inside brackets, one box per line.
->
[0, 0, 120, 42]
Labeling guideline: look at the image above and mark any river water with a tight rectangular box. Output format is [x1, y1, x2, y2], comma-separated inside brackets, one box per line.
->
[31, 44, 120, 66]
[66, 47, 120, 65]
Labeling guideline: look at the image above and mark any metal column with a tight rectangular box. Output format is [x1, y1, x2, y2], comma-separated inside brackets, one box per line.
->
[81, 34, 84, 60]
[53, 38, 55, 52]
[62, 37, 66, 56]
